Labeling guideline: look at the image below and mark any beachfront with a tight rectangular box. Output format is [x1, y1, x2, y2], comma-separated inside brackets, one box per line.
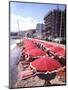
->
[10, 38, 66, 88]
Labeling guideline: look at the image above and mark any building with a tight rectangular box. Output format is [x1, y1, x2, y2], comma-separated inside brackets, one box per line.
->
[44, 9, 66, 39]
[36, 23, 45, 38]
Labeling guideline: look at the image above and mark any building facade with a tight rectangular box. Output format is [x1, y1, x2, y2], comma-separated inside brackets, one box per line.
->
[36, 23, 45, 38]
[44, 9, 66, 39]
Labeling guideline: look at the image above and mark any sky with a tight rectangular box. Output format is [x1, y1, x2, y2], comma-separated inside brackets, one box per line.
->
[10, 1, 65, 32]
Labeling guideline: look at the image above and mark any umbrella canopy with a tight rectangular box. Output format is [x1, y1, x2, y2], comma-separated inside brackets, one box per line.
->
[26, 48, 47, 57]
[31, 39, 38, 43]
[55, 50, 65, 57]
[31, 39, 43, 45]
[24, 47, 37, 52]
[24, 41, 34, 46]
[23, 41, 37, 49]
[24, 43, 36, 48]
[48, 46, 64, 53]
[43, 43, 53, 48]
[23, 39, 33, 45]
[30, 57, 61, 72]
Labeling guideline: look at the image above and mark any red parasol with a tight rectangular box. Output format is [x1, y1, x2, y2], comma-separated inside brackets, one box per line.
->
[24, 41, 34, 45]
[23, 40, 37, 48]
[23, 39, 33, 45]
[26, 48, 47, 57]
[24, 43, 36, 47]
[30, 57, 61, 72]
[43, 43, 53, 48]
[24, 46, 37, 52]
[48, 46, 64, 53]
[31, 39, 38, 43]
[31, 39, 42, 45]
[55, 50, 65, 57]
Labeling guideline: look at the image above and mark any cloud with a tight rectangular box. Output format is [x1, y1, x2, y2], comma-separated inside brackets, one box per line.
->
[10, 14, 37, 32]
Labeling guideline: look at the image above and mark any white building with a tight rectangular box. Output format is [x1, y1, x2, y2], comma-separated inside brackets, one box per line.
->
[36, 23, 45, 39]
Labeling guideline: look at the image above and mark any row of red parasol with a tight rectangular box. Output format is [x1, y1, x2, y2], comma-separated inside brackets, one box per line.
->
[30, 38, 65, 58]
[21, 38, 65, 73]
[22, 38, 47, 58]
